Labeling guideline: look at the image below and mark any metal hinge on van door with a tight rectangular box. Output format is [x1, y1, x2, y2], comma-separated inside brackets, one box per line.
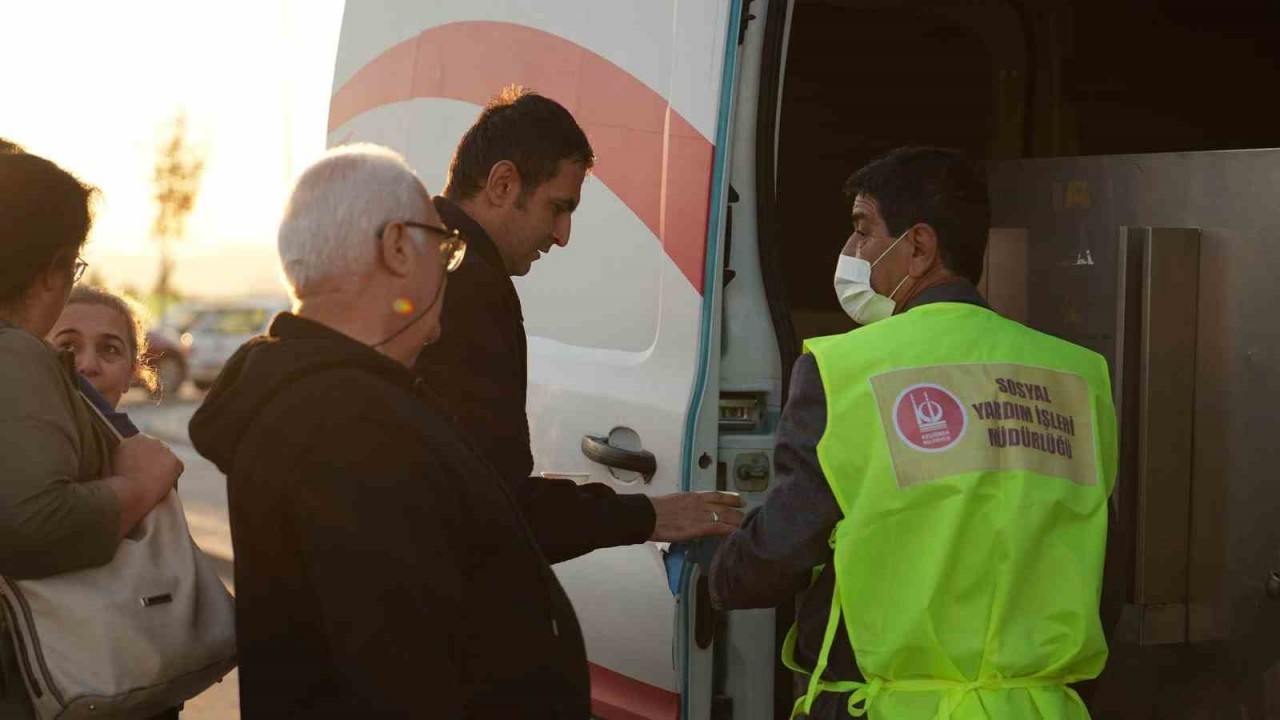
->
[738, 0, 757, 45]
[719, 391, 765, 432]
[723, 185, 739, 287]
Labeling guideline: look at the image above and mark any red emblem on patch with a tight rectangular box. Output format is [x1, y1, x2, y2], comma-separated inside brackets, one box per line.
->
[893, 384, 967, 452]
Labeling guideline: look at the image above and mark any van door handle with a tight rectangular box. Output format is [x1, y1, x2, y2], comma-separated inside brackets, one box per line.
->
[581, 435, 656, 482]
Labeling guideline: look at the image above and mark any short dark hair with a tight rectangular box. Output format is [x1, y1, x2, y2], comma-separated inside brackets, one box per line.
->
[0, 137, 24, 154]
[844, 147, 990, 284]
[0, 152, 98, 305]
[444, 86, 594, 201]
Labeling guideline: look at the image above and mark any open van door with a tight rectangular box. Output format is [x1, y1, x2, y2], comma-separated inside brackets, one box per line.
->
[329, 2, 747, 717]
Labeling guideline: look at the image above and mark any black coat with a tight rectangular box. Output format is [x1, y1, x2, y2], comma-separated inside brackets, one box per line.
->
[415, 196, 655, 563]
[190, 313, 589, 720]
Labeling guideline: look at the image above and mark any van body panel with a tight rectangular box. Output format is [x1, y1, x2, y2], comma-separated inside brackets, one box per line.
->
[331, 0, 738, 713]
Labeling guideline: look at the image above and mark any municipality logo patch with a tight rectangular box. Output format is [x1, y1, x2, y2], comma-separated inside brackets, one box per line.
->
[872, 365, 1097, 488]
[893, 383, 967, 453]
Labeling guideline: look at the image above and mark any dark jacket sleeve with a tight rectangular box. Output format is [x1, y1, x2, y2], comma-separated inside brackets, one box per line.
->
[710, 354, 843, 609]
[293, 414, 466, 718]
[0, 334, 120, 579]
[512, 477, 655, 564]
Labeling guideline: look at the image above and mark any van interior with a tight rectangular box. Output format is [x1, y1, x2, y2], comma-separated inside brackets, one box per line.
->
[766, 0, 1280, 356]
[755, 1, 1280, 716]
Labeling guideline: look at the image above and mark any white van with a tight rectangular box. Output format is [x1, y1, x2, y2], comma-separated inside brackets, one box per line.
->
[332, 5, 773, 717]
[330, 2, 1280, 718]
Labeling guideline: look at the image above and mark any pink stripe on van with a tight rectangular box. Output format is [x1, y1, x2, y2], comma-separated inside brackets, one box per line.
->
[330, 21, 714, 294]
[589, 662, 680, 720]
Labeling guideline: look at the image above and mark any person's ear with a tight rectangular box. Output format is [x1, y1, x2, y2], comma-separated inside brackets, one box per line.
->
[483, 161, 522, 208]
[38, 252, 71, 293]
[377, 223, 416, 279]
[907, 224, 942, 277]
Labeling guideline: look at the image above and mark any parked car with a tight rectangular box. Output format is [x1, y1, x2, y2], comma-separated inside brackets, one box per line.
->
[141, 327, 188, 395]
[184, 299, 288, 390]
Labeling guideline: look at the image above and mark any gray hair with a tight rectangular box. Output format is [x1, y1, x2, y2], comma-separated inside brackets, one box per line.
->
[278, 144, 428, 296]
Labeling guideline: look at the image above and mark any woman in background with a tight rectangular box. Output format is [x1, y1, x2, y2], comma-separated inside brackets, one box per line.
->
[48, 286, 158, 406]
[48, 290, 183, 720]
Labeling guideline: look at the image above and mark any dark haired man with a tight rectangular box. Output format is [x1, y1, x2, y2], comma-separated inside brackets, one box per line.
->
[416, 86, 744, 564]
[710, 147, 1119, 720]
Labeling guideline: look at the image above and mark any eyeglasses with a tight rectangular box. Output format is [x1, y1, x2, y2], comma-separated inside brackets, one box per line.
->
[72, 256, 88, 284]
[379, 220, 468, 273]
[406, 221, 467, 273]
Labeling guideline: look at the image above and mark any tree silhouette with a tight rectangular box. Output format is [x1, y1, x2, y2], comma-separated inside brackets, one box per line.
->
[151, 112, 205, 320]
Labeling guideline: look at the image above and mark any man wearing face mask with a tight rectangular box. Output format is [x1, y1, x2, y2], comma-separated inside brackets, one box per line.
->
[710, 147, 1118, 720]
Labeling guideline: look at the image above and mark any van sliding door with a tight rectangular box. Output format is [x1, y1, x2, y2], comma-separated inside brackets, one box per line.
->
[330, 2, 745, 718]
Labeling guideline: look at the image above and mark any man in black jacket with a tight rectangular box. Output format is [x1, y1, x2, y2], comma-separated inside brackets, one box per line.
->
[417, 87, 744, 563]
[191, 144, 588, 719]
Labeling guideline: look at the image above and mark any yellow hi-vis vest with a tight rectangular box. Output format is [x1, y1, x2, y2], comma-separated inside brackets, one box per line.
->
[791, 302, 1117, 720]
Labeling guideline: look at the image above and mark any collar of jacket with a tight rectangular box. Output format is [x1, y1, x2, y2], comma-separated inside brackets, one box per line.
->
[269, 312, 424, 391]
[901, 278, 990, 313]
[432, 195, 523, 324]
[433, 195, 507, 276]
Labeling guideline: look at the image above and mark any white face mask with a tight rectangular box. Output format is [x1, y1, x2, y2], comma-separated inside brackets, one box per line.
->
[833, 228, 913, 325]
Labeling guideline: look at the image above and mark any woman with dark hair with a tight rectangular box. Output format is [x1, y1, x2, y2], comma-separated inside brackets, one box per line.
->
[0, 151, 184, 718]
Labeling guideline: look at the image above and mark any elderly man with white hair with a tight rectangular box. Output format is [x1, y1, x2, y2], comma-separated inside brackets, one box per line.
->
[190, 145, 592, 720]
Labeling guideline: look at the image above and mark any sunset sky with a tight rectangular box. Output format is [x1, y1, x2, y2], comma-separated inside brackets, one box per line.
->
[2, 0, 345, 298]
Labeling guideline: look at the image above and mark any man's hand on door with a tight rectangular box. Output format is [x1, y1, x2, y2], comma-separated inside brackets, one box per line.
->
[649, 491, 746, 542]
